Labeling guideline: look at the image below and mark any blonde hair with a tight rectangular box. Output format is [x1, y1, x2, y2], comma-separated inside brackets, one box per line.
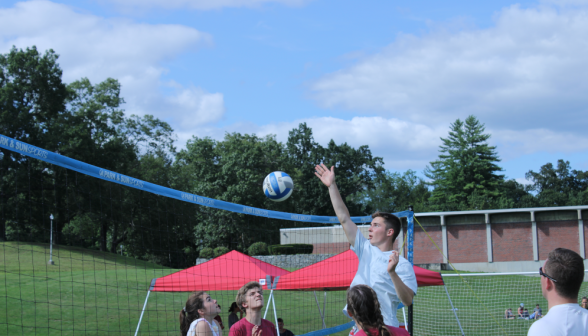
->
[236, 281, 263, 312]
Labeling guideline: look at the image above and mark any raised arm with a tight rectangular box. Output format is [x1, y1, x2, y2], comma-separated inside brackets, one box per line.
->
[315, 164, 358, 246]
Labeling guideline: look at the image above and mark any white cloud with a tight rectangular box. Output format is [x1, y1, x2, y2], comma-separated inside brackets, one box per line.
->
[311, 5, 588, 136]
[179, 115, 588, 173]
[103, 0, 310, 10]
[182, 116, 448, 170]
[0, 0, 225, 131]
[491, 128, 588, 160]
[166, 87, 225, 128]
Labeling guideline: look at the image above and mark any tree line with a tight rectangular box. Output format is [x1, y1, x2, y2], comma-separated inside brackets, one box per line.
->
[1, 46, 587, 266]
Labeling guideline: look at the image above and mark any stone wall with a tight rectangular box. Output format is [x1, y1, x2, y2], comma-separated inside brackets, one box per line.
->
[196, 253, 336, 269]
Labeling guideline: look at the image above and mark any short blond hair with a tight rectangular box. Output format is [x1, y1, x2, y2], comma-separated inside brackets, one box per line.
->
[236, 281, 263, 312]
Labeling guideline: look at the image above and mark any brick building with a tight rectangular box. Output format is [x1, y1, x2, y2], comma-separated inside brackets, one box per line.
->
[280, 205, 588, 272]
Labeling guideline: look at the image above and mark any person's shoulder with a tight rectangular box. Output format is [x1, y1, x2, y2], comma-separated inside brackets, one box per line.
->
[262, 319, 275, 328]
[195, 320, 212, 332]
[527, 315, 557, 336]
[231, 318, 249, 329]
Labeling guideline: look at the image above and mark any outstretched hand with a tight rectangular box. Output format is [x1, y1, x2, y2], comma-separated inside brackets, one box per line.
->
[387, 250, 399, 274]
[314, 164, 335, 187]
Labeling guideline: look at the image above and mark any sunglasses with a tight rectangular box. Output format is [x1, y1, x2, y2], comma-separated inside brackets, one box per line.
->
[539, 267, 557, 283]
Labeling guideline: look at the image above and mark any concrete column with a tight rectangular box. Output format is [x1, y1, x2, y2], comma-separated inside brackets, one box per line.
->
[486, 213, 493, 263]
[531, 211, 539, 261]
[579, 209, 585, 259]
[441, 215, 448, 264]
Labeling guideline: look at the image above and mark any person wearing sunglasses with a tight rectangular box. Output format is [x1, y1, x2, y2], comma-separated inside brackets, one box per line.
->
[527, 248, 588, 336]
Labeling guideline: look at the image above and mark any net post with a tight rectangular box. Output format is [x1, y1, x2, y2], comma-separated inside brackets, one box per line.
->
[407, 205, 414, 336]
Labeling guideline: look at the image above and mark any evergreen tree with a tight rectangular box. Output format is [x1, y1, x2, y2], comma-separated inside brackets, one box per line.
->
[425, 115, 504, 210]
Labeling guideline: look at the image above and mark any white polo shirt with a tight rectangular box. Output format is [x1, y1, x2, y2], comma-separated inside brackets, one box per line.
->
[527, 303, 588, 336]
[343, 230, 418, 327]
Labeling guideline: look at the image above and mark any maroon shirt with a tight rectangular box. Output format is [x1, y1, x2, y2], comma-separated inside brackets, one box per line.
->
[354, 326, 409, 336]
[229, 318, 277, 336]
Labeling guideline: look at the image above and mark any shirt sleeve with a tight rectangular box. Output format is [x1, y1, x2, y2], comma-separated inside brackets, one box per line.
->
[351, 229, 368, 260]
[396, 258, 418, 295]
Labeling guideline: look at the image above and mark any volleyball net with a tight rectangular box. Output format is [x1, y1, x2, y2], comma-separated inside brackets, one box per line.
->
[4, 134, 587, 336]
[0, 133, 418, 336]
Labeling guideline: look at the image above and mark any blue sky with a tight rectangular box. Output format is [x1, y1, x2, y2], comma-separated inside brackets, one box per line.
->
[2, 0, 588, 184]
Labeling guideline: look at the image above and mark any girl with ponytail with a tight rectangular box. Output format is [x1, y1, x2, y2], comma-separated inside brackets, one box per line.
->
[346, 285, 409, 336]
[180, 291, 223, 336]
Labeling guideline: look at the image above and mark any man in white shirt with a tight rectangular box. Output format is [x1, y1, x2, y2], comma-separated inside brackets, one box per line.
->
[527, 248, 588, 336]
[315, 164, 418, 329]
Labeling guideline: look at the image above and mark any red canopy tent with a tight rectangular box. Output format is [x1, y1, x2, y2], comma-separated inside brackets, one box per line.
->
[149, 250, 290, 292]
[135, 251, 290, 336]
[274, 250, 444, 291]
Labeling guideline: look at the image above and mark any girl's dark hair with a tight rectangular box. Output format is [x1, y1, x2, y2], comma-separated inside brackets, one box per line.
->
[347, 285, 392, 336]
[180, 291, 206, 336]
[229, 302, 239, 313]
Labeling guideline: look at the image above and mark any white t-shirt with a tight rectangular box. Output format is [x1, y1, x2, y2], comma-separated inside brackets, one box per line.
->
[527, 303, 588, 336]
[343, 230, 418, 327]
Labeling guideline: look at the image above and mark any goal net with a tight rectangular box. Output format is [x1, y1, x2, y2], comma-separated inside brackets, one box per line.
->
[402, 272, 588, 336]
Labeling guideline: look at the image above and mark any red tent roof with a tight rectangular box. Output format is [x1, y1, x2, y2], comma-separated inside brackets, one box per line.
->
[274, 250, 444, 291]
[150, 250, 290, 292]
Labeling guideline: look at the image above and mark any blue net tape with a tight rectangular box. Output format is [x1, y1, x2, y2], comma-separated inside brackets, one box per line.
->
[0, 134, 413, 223]
[299, 321, 355, 336]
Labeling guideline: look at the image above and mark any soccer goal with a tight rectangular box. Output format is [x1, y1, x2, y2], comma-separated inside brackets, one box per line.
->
[398, 271, 588, 336]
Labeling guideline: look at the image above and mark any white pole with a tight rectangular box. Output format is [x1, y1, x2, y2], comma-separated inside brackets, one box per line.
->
[135, 290, 151, 336]
[402, 307, 407, 327]
[443, 285, 465, 336]
[272, 292, 280, 336]
[263, 290, 274, 319]
[48, 214, 54, 265]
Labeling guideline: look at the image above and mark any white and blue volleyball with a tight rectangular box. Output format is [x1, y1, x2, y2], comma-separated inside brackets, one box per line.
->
[263, 171, 294, 202]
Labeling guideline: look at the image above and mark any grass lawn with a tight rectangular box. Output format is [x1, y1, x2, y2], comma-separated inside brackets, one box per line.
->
[2, 242, 587, 336]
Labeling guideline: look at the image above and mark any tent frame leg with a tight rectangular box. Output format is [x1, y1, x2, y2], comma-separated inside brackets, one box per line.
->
[272, 292, 280, 336]
[444, 284, 465, 336]
[134, 290, 151, 336]
[264, 290, 274, 319]
[314, 291, 327, 329]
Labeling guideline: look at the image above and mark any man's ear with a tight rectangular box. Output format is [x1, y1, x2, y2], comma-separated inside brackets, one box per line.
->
[387, 228, 395, 237]
[545, 277, 555, 291]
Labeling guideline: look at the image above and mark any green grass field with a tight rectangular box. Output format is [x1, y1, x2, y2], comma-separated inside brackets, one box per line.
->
[2, 242, 587, 336]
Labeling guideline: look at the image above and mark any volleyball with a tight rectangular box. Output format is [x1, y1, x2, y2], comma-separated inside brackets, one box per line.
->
[263, 171, 294, 202]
